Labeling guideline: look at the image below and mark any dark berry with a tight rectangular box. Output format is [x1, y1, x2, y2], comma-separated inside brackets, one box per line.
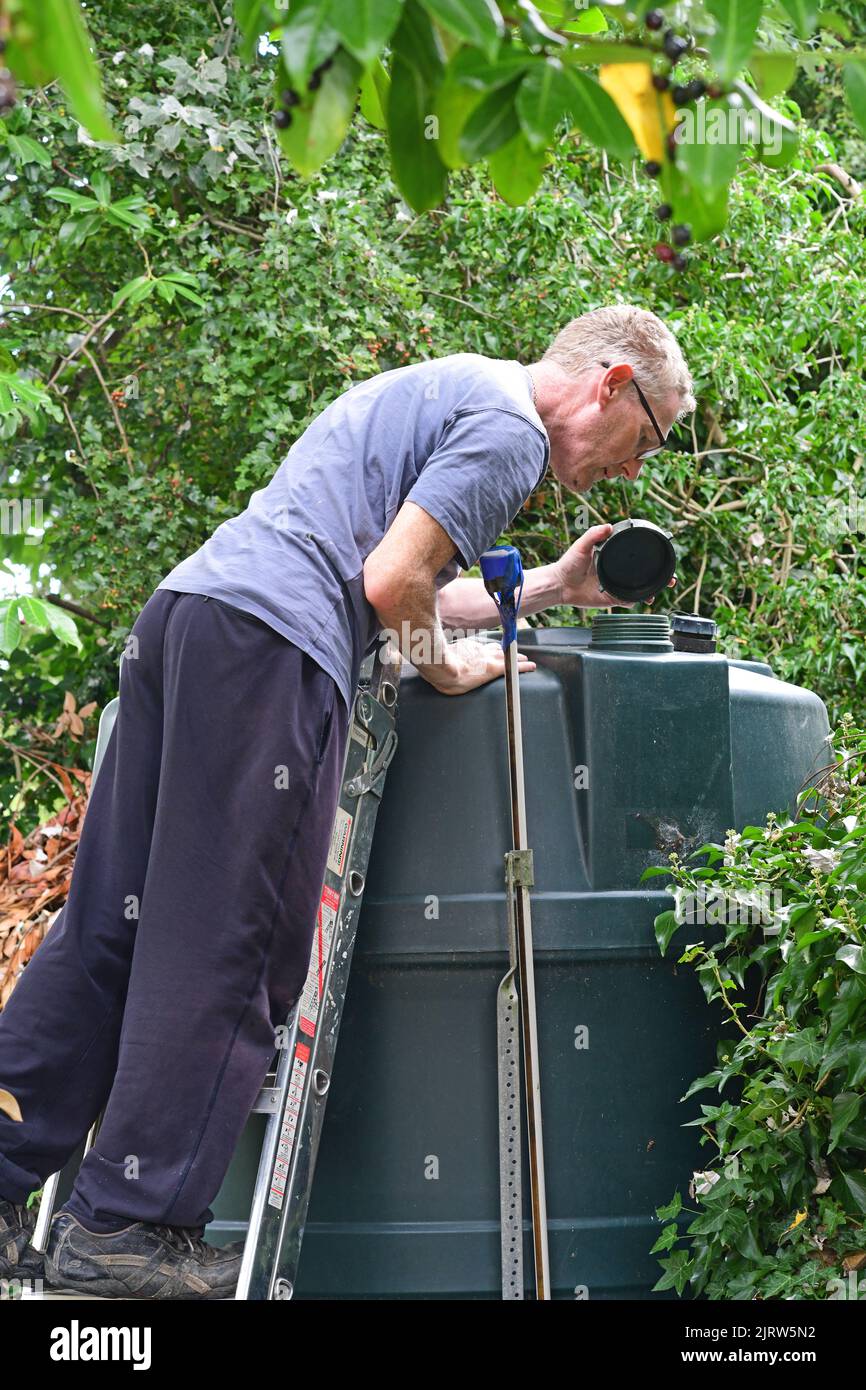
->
[672, 252, 688, 271]
[666, 132, 679, 160]
[663, 31, 689, 62]
[672, 223, 691, 246]
[707, 83, 724, 99]
[655, 203, 673, 221]
[652, 73, 670, 92]
[687, 78, 707, 101]
[645, 8, 665, 29]
[273, 109, 292, 129]
[644, 160, 662, 178]
[654, 243, 675, 263]
[672, 84, 691, 106]
[280, 88, 300, 107]
[307, 71, 322, 91]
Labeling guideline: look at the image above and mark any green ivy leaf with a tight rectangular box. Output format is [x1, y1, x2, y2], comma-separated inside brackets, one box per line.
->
[829, 1092, 861, 1153]
[654, 909, 680, 956]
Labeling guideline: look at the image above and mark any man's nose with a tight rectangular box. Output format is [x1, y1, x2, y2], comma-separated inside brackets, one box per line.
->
[619, 457, 645, 481]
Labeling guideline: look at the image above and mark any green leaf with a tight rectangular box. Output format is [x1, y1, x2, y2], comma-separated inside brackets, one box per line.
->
[459, 78, 521, 161]
[112, 275, 154, 310]
[359, 58, 390, 129]
[562, 68, 636, 163]
[730, 80, 799, 169]
[829, 1092, 861, 1153]
[43, 601, 82, 651]
[233, 0, 271, 61]
[419, 0, 505, 62]
[652, 1247, 691, 1294]
[650, 1222, 679, 1254]
[749, 51, 798, 99]
[836, 943, 866, 975]
[17, 595, 50, 630]
[840, 1169, 866, 1215]
[515, 58, 575, 149]
[487, 128, 546, 202]
[777, 0, 820, 36]
[654, 909, 680, 956]
[6, 132, 52, 167]
[280, 0, 342, 88]
[656, 1191, 682, 1222]
[435, 70, 485, 166]
[674, 98, 742, 193]
[846, 1040, 866, 1089]
[330, 0, 403, 66]
[0, 599, 22, 655]
[278, 47, 362, 177]
[706, 0, 763, 83]
[386, 2, 449, 211]
[45, 187, 99, 210]
[29, 0, 118, 141]
[843, 60, 866, 142]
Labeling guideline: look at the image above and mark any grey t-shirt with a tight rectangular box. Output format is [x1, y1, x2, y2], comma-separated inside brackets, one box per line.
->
[156, 352, 549, 715]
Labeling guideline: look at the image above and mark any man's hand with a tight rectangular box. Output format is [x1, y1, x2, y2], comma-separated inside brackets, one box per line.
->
[552, 523, 677, 609]
[427, 636, 536, 696]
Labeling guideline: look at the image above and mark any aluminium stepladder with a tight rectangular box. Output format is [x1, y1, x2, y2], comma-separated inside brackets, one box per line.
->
[29, 638, 402, 1300]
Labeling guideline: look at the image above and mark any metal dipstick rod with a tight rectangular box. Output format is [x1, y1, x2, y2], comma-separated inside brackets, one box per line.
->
[480, 544, 551, 1302]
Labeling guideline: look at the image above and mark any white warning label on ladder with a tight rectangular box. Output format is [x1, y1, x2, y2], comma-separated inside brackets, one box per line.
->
[268, 1041, 310, 1210]
[326, 806, 352, 878]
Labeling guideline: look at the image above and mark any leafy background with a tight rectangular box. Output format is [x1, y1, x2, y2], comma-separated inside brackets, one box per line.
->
[1, 0, 865, 837]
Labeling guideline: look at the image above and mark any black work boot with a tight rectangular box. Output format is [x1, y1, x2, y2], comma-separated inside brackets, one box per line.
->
[0, 1197, 45, 1281]
[44, 1212, 245, 1300]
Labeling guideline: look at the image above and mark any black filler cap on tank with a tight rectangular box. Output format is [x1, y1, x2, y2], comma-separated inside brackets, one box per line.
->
[593, 518, 677, 604]
[670, 612, 718, 654]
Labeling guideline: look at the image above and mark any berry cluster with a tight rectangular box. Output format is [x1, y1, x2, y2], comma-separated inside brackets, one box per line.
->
[273, 55, 335, 129]
[641, 10, 725, 273]
[0, 38, 15, 113]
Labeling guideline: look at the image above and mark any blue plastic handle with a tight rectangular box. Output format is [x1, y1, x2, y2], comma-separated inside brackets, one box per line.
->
[480, 544, 524, 651]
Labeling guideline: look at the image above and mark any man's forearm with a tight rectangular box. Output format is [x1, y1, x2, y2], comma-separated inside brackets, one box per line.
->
[436, 563, 563, 629]
[369, 579, 455, 689]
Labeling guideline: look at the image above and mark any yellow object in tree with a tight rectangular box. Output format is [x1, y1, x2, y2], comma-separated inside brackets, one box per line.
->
[598, 63, 675, 163]
[0, 1088, 23, 1122]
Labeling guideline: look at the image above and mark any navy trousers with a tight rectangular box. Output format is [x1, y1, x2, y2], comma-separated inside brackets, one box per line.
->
[0, 589, 349, 1231]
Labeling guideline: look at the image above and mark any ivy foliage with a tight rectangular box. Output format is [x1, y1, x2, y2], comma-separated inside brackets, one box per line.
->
[647, 717, 866, 1301]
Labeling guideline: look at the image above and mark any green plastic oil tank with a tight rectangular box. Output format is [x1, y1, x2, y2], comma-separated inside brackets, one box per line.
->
[205, 620, 829, 1298]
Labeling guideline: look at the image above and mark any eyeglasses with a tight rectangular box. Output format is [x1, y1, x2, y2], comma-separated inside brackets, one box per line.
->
[600, 360, 668, 459]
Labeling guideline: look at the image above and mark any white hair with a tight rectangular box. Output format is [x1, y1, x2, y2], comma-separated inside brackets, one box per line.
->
[542, 304, 696, 418]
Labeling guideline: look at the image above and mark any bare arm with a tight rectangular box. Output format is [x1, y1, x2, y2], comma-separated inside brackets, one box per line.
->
[363, 501, 536, 695]
[436, 565, 563, 630]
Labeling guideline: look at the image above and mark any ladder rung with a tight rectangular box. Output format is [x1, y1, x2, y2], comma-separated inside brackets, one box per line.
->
[252, 1087, 281, 1114]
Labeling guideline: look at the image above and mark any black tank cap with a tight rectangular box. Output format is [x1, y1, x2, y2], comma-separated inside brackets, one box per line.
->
[593, 519, 677, 604]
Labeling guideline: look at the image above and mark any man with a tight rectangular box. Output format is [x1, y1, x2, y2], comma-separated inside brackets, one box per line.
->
[0, 304, 694, 1299]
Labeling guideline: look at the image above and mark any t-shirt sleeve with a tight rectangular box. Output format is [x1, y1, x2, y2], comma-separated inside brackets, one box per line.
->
[404, 408, 549, 571]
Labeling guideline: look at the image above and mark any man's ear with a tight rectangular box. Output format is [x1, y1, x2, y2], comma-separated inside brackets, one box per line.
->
[597, 362, 634, 409]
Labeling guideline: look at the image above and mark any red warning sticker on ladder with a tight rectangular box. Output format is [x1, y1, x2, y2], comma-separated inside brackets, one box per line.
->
[268, 1040, 311, 1211]
[299, 884, 339, 1039]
